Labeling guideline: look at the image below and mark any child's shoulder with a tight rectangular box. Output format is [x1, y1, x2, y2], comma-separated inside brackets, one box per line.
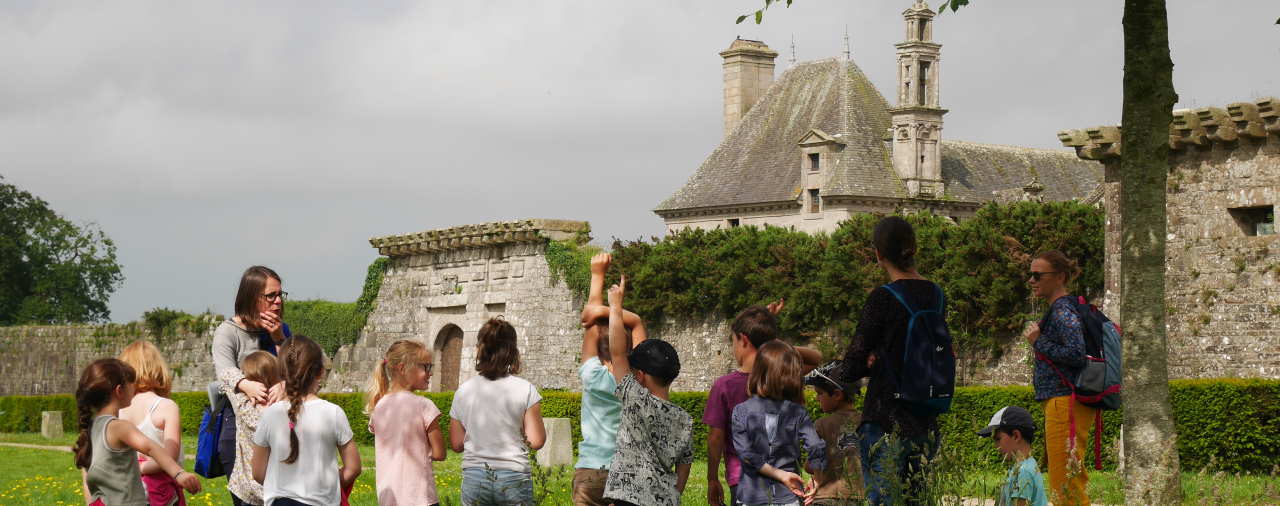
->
[710, 370, 747, 389]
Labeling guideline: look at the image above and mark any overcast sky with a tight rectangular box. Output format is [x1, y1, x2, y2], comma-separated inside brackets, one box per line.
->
[2, 1, 1277, 322]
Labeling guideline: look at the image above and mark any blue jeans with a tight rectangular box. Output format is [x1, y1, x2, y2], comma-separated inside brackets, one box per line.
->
[858, 422, 939, 506]
[461, 467, 534, 506]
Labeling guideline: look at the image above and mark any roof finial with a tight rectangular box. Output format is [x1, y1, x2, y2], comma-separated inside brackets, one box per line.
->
[789, 34, 797, 66]
[842, 26, 850, 61]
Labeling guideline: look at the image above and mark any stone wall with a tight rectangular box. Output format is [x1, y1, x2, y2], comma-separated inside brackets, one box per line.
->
[0, 325, 219, 397]
[1060, 98, 1280, 380]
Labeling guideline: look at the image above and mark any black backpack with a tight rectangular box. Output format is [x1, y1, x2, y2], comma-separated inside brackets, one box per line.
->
[882, 282, 956, 416]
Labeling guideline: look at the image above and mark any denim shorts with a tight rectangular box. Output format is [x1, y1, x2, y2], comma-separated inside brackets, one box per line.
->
[461, 467, 534, 506]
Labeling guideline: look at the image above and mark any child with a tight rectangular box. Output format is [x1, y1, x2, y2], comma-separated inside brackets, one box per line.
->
[977, 406, 1048, 506]
[75, 358, 201, 506]
[117, 341, 187, 506]
[367, 340, 446, 506]
[706, 302, 822, 506]
[449, 318, 546, 506]
[731, 340, 826, 506]
[602, 277, 693, 506]
[251, 335, 361, 506]
[804, 361, 864, 505]
[574, 253, 646, 506]
[226, 351, 283, 505]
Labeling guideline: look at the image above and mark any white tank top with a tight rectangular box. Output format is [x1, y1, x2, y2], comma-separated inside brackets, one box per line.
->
[137, 398, 185, 462]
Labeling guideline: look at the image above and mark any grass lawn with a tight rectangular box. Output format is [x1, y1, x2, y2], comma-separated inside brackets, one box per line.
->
[2, 433, 1276, 505]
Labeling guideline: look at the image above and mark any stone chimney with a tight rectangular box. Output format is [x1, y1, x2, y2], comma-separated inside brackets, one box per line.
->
[720, 38, 777, 136]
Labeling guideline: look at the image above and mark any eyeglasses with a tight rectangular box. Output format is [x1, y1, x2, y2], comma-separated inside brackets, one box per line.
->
[262, 291, 289, 302]
[1027, 271, 1059, 282]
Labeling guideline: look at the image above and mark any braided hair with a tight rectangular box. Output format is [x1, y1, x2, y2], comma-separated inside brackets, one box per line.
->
[73, 359, 136, 469]
[279, 335, 324, 464]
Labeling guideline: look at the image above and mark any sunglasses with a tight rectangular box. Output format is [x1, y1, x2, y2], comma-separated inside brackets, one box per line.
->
[1027, 271, 1059, 282]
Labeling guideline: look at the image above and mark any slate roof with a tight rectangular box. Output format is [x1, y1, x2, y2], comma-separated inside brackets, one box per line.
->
[655, 58, 1102, 214]
[940, 140, 1103, 203]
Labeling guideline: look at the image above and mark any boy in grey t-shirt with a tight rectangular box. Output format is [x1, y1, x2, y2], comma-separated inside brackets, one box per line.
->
[602, 277, 693, 506]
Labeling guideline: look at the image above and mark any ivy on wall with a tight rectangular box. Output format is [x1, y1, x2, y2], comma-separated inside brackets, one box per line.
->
[286, 257, 389, 355]
[601, 201, 1104, 357]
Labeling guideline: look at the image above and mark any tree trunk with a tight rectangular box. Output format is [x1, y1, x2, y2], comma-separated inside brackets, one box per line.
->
[1119, 0, 1182, 503]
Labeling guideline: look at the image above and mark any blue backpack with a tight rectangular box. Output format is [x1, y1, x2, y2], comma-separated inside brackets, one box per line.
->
[194, 395, 227, 478]
[882, 283, 956, 416]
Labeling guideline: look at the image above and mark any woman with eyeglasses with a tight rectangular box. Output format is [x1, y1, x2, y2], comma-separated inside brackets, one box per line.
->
[1024, 251, 1093, 506]
[211, 265, 292, 506]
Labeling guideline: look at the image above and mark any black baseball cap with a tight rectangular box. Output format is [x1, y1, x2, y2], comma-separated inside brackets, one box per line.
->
[976, 406, 1036, 437]
[804, 360, 856, 394]
[629, 339, 680, 384]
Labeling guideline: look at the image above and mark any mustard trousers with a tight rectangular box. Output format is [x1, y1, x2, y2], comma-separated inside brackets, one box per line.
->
[1042, 395, 1097, 506]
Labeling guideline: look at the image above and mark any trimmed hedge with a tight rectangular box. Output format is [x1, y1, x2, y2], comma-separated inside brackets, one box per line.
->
[4, 379, 1275, 474]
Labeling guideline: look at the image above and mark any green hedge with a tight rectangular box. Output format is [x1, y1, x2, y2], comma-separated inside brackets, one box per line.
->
[5, 379, 1275, 474]
[283, 258, 388, 355]
[606, 201, 1104, 357]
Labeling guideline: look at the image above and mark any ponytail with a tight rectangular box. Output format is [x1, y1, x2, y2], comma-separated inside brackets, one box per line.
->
[280, 335, 324, 465]
[365, 340, 432, 414]
[73, 359, 136, 469]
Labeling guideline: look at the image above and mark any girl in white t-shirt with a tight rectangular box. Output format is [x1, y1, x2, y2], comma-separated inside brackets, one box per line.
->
[251, 335, 361, 506]
[450, 318, 546, 506]
[366, 340, 445, 506]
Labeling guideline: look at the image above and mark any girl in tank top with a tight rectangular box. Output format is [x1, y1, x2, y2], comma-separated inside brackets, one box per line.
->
[118, 341, 187, 506]
[75, 358, 201, 506]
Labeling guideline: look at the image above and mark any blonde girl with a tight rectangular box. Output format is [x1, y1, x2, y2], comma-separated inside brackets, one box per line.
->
[366, 340, 446, 506]
[250, 335, 361, 506]
[117, 341, 187, 506]
[449, 318, 546, 506]
[730, 340, 827, 506]
[227, 351, 283, 505]
[75, 358, 201, 506]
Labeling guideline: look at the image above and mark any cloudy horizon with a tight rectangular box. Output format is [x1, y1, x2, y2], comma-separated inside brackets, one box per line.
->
[2, 1, 1276, 322]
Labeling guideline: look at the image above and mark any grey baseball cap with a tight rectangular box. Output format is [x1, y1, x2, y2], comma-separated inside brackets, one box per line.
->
[976, 406, 1036, 437]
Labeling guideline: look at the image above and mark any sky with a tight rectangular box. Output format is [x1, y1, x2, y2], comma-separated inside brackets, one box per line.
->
[2, 1, 1277, 322]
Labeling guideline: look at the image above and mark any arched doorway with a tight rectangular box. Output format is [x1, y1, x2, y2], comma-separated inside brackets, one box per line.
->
[435, 324, 464, 391]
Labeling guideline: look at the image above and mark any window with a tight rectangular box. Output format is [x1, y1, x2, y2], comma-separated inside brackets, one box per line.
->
[808, 153, 820, 171]
[918, 61, 931, 106]
[1230, 206, 1275, 236]
[808, 189, 820, 213]
[918, 20, 927, 41]
[728, 218, 740, 228]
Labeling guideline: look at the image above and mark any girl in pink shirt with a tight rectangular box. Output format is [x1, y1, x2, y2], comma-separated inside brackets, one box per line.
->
[366, 340, 446, 506]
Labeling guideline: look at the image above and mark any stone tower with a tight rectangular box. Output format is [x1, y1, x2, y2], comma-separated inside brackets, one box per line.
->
[721, 38, 778, 136]
[889, 0, 948, 198]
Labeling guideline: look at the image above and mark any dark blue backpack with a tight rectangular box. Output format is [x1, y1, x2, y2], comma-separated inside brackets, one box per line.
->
[194, 395, 227, 478]
[883, 283, 956, 416]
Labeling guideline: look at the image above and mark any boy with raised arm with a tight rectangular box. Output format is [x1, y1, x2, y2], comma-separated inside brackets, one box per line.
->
[573, 253, 646, 506]
[602, 276, 693, 506]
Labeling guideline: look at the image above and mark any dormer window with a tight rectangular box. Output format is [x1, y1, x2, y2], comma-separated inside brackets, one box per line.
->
[1230, 206, 1275, 236]
[808, 153, 820, 171]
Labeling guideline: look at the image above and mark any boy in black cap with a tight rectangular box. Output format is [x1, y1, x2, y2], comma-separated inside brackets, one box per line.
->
[977, 406, 1047, 506]
[804, 361, 864, 505]
[602, 276, 693, 506]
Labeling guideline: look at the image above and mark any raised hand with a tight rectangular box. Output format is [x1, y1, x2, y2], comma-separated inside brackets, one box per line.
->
[590, 252, 612, 276]
[607, 275, 626, 307]
[767, 298, 785, 315]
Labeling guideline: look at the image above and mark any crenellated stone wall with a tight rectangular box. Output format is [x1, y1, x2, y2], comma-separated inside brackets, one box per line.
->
[1059, 97, 1280, 380]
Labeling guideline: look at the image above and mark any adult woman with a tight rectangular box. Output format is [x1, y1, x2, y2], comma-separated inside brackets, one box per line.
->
[840, 216, 945, 506]
[210, 265, 291, 506]
[1025, 251, 1094, 506]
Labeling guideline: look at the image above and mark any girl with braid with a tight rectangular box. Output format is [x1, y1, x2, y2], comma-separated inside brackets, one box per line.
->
[75, 358, 201, 506]
[251, 336, 361, 506]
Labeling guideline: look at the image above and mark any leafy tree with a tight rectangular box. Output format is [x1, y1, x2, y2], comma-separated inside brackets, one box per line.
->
[0, 176, 124, 324]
